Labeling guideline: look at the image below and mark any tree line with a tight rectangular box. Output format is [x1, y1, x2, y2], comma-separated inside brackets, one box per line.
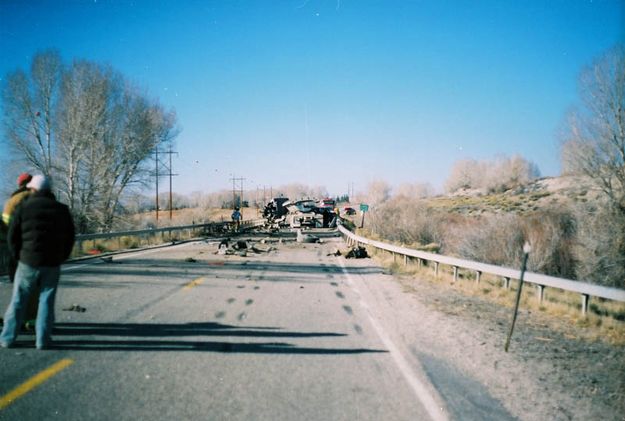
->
[1, 50, 178, 233]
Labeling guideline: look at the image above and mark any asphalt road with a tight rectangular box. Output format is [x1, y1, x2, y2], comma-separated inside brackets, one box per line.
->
[0, 231, 512, 420]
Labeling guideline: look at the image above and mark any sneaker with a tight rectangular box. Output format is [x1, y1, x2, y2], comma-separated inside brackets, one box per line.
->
[0, 341, 12, 349]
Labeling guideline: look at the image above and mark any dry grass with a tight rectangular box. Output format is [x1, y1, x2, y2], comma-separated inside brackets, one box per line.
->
[367, 246, 625, 345]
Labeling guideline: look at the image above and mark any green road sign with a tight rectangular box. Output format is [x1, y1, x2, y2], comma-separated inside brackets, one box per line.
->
[360, 203, 369, 212]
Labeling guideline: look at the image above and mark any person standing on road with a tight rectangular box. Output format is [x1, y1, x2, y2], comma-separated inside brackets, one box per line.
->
[2, 173, 33, 283]
[231, 207, 242, 232]
[0, 175, 75, 350]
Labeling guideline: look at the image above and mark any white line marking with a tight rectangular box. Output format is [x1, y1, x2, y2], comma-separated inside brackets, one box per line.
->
[337, 258, 447, 421]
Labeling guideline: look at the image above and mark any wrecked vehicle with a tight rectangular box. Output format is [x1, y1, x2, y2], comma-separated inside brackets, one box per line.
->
[283, 198, 338, 229]
[283, 198, 317, 214]
[263, 197, 289, 220]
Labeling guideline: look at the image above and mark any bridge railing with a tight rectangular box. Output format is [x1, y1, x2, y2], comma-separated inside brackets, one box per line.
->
[73, 219, 265, 256]
[338, 225, 625, 314]
[0, 219, 265, 275]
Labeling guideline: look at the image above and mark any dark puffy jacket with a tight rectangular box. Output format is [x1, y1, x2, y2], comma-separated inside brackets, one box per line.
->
[8, 191, 75, 267]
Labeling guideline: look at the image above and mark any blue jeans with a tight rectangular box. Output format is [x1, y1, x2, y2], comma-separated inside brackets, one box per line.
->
[0, 262, 60, 349]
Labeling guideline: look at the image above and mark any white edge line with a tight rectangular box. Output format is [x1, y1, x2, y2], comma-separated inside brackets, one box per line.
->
[337, 258, 448, 421]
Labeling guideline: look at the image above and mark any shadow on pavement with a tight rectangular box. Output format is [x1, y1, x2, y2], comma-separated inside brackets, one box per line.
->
[63, 259, 384, 284]
[39, 321, 388, 354]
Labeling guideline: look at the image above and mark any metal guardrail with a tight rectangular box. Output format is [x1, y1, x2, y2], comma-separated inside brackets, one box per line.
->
[74, 219, 265, 253]
[338, 225, 625, 314]
[1, 219, 265, 275]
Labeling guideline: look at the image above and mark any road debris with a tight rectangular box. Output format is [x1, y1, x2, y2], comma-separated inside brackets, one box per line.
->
[345, 246, 368, 258]
[296, 229, 319, 243]
[63, 304, 87, 312]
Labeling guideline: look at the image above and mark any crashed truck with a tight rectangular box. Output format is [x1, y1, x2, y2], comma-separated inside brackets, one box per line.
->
[263, 197, 338, 229]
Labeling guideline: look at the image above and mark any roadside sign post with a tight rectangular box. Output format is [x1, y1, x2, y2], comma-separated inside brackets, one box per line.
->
[505, 242, 531, 352]
[359, 204, 369, 228]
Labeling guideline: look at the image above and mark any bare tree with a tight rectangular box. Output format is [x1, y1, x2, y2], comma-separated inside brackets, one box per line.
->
[445, 155, 540, 194]
[1, 49, 62, 176]
[395, 182, 433, 199]
[445, 159, 479, 193]
[561, 45, 625, 214]
[274, 183, 328, 200]
[55, 61, 178, 232]
[2, 51, 178, 233]
[559, 45, 625, 287]
[365, 179, 391, 206]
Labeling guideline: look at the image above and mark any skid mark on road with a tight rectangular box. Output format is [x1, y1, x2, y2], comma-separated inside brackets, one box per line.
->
[342, 305, 353, 315]
[336, 291, 345, 299]
[0, 358, 74, 410]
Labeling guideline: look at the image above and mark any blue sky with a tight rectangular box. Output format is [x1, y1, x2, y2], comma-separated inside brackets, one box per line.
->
[0, 0, 623, 197]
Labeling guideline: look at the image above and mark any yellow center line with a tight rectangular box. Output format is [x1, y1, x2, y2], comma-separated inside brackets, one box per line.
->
[183, 277, 204, 290]
[0, 358, 74, 410]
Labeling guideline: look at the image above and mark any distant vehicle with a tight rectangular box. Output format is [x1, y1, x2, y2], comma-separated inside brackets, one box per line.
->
[343, 206, 356, 215]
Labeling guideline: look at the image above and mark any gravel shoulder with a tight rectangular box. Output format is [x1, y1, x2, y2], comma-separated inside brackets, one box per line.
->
[346, 255, 625, 421]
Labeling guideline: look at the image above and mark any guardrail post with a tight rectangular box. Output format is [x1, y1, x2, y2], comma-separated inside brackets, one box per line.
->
[581, 294, 589, 316]
[503, 277, 511, 289]
[434, 262, 439, 277]
[404, 255, 408, 266]
[393, 252, 396, 263]
[536, 285, 545, 303]
[475, 271, 481, 285]
[453, 266, 458, 282]
[417, 258, 422, 268]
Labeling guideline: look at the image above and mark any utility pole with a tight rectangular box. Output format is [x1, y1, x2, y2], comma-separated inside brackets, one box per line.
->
[153, 147, 178, 223]
[155, 148, 159, 222]
[164, 148, 179, 220]
[229, 175, 246, 209]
